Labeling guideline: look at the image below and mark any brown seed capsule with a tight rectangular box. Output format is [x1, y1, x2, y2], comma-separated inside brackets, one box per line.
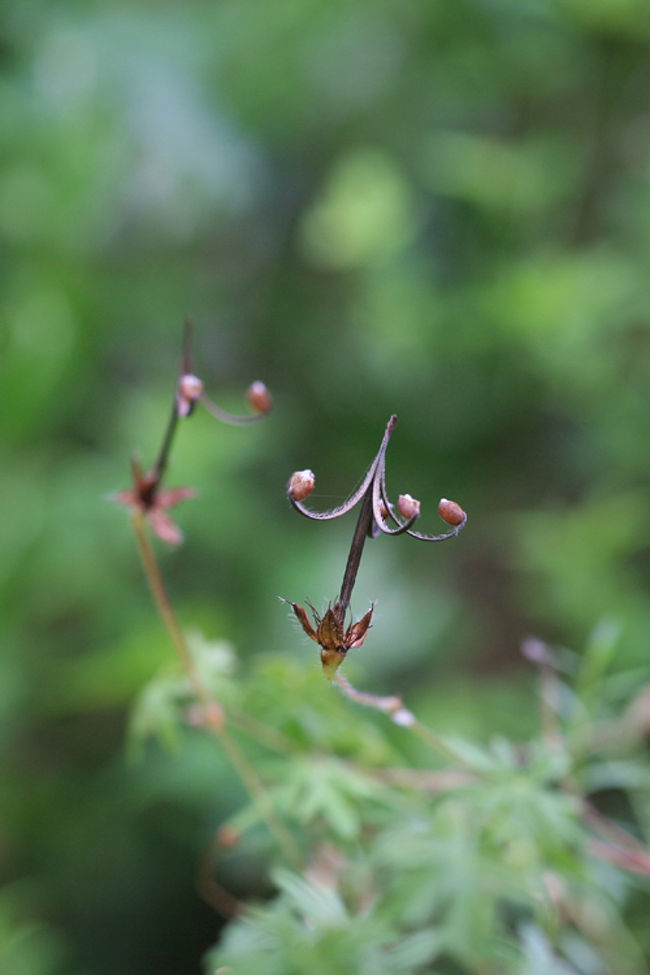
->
[438, 498, 466, 526]
[177, 373, 204, 417]
[397, 493, 421, 519]
[288, 469, 315, 501]
[247, 380, 272, 415]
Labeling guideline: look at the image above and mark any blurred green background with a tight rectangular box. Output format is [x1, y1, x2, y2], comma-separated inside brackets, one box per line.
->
[1, 0, 649, 972]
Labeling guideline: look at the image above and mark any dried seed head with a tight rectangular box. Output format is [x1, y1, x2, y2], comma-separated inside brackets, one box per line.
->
[247, 380, 272, 415]
[438, 498, 466, 526]
[288, 469, 315, 501]
[397, 493, 421, 519]
[177, 373, 204, 417]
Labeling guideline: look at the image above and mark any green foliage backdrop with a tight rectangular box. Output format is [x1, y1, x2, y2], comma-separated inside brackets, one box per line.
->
[1, 1, 649, 972]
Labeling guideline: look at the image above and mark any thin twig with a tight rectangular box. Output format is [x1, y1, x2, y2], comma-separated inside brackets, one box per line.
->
[131, 511, 301, 867]
[334, 672, 403, 715]
[196, 825, 243, 919]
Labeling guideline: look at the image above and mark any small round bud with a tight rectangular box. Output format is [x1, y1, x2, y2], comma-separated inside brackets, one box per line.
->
[177, 373, 204, 417]
[438, 498, 466, 526]
[379, 502, 389, 521]
[288, 469, 315, 501]
[397, 493, 421, 519]
[247, 380, 272, 415]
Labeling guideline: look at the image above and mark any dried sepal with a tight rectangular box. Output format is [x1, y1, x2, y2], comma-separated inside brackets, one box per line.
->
[110, 459, 196, 546]
[285, 598, 374, 678]
[289, 601, 319, 642]
[346, 606, 374, 649]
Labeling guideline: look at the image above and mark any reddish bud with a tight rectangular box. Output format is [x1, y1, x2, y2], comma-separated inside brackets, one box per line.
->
[186, 701, 225, 730]
[177, 373, 204, 417]
[247, 380, 272, 415]
[438, 498, 466, 526]
[217, 825, 240, 848]
[288, 469, 315, 501]
[397, 493, 421, 519]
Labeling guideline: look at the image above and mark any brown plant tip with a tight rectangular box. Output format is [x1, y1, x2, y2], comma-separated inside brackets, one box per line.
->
[288, 599, 374, 678]
[288, 469, 316, 501]
[176, 373, 204, 418]
[246, 380, 272, 415]
[398, 493, 421, 520]
[438, 498, 466, 526]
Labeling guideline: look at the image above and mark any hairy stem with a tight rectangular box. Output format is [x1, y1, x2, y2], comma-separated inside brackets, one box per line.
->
[131, 511, 301, 867]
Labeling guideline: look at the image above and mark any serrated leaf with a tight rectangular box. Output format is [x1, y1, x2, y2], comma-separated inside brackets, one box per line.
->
[271, 868, 348, 928]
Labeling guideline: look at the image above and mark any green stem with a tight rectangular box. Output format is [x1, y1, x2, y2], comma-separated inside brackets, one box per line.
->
[131, 511, 301, 867]
[411, 720, 476, 770]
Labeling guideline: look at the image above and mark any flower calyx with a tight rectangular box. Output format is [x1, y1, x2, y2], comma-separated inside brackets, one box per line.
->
[287, 599, 374, 679]
[110, 456, 196, 546]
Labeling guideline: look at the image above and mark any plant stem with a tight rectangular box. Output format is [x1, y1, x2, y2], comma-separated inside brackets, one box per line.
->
[338, 490, 374, 614]
[150, 319, 193, 488]
[150, 397, 180, 488]
[411, 720, 476, 770]
[131, 511, 301, 867]
[334, 672, 402, 715]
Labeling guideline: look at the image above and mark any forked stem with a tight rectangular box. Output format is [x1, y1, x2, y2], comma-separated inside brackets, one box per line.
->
[131, 511, 301, 867]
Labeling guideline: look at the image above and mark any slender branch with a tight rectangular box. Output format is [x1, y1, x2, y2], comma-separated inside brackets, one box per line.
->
[200, 392, 265, 426]
[334, 672, 403, 715]
[131, 511, 301, 867]
[132, 510, 205, 695]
